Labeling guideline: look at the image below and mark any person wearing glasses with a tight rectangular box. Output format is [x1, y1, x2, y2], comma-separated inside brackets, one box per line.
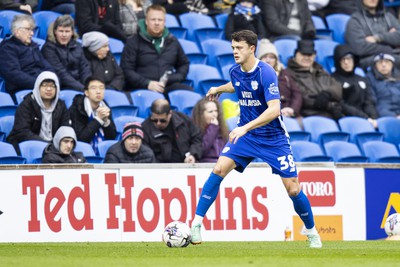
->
[7, 71, 71, 155]
[0, 14, 54, 98]
[69, 76, 117, 154]
[141, 99, 202, 163]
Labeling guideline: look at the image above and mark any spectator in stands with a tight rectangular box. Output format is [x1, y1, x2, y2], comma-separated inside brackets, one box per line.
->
[120, 4, 193, 95]
[152, 0, 209, 15]
[69, 76, 117, 154]
[366, 53, 400, 118]
[0, 14, 54, 97]
[142, 99, 202, 163]
[42, 126, 87, 163]
[0, 0, 37, 14]
[192, 98, 228, 163]
[257, 39, 302, 118]
[307, 0, 329, 17]
[82, 31, 125, 91]
[332, 44, 379, 127]
[7, 71, 70, 154]
[41, 0, 75, 14]
[323, 0, 357, 17]
[287, 39, 344, 119]
[260, 0, 316, 41]
[75, 0, 127, 42]
[224, 0, 266, 40]
[345, 0, 400, 70]
[42, 15, 92, 91]
[119, 0, 152, 38]
[104, 122, 156, 163]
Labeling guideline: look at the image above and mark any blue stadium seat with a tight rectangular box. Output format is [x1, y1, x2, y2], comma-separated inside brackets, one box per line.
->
[0, 141, 26, 164]
[166, 13, 188, 39]
[377, 117, 400, 146]
[97, 140, 118, 158]
[179, 13, 223, 45]
[291, 141, 333, 162]
[32, 11, 62, 39]
[32, 37, 45, 49]
[178, 39, 207, 64]
[303, 116, 350, 147]
[165, 13, 180, 27]
[215, 13, 228, 30]
[311, 15, 333, 39]
[15, 89, 32, 105]
[168, 90, 202, 116]
[338, 116, 383, 153]
[273, 39, 297, 66]
[0, 10, 23, 38]
[324, 141, 368, 162]
[0, 92, 17, 117]
[187, 64, 226, 95]
[0, 115, 14, 139]
[200, 39, 233, 70]
[363, 141, 400, 163]
[226, 116, 238, 131]
[19, 140, 48, 163]
[283, 116, 311, 142]
[75, 141, 104, 163]
[114, 115, 145, 134]
[325, 14, 350, 44]
[221, 64, 234, 81]
[59, 89, 83, 108]
[130, 90, 165, 118]
[314, 39, 339, 72]
[104, 90, 138, 118]
[384, 0, 400, 7]
[108, 37, 124, 65]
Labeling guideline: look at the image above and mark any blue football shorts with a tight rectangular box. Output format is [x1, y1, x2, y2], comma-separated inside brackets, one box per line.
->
[220, 132, 298, 178]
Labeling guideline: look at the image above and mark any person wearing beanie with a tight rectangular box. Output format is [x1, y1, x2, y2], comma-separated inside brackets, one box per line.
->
[75, 0, 127, 42]
[7, 71, 71, 155]
[82, 31, 125, 91]
[287, 39, 345, 120]
[257, 39, 302, 118]
[42, 126, 87, 163]
[69, 76, 117, 154]
[332, 45, 379, 126]
[366, 53, 400, 118]
[104, 122, 156, 163]
[224, 0, 266, 40]
[120, 4, 194, 96]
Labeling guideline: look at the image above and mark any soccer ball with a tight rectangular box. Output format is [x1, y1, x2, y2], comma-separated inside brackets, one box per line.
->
[384, 213, 400, 236]
[162, 221, 192, 248]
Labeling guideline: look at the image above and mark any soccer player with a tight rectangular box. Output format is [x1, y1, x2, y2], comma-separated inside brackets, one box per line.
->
[190, 30, 322, 248]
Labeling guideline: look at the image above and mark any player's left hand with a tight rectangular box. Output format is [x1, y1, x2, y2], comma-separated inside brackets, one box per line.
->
[229, 126, 247, 144]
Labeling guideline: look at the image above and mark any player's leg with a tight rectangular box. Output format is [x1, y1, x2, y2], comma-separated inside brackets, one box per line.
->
[281, 177, 322, 248]
[191, 156, 236, 244]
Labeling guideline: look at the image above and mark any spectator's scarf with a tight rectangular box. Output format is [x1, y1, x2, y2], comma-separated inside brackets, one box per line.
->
[234, 3, 260, 21]
[84, 97, 105, 154]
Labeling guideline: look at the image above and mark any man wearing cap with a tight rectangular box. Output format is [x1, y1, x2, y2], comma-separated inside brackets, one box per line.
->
[82, 31, 125, 91]
[42, 126, 87, 163]
[366, 53, 400, 118]
[287, 39, 344, 119]
[104, 122, 156, 163]
[142, 99, 202, 163]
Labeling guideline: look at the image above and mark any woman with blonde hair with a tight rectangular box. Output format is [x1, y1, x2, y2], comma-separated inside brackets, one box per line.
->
[192, 98, 228, 163]
[257, 38, 303, 118]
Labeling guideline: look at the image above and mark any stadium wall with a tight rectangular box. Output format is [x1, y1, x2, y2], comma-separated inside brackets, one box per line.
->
[0, 163, 398, 242]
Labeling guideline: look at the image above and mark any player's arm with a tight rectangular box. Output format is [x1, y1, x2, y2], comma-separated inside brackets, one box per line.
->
[229, 99, 281, 144]
[206, 82, 235, 101]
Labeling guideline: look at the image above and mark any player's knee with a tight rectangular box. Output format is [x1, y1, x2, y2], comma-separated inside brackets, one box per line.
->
[287, 188, 300, 197]
[213, 164, 227, 177]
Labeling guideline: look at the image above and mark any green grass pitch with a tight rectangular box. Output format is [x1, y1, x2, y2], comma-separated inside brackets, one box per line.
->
[0, 241, 399, 267]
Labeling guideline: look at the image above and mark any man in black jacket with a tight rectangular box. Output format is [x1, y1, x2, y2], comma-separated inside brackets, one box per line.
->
[42, 126, 87, 163]
[69, 76, 117, 154]
[142, 99, 202, 163]
[104, 122, 156, 163]
[120, 4, 193, 96]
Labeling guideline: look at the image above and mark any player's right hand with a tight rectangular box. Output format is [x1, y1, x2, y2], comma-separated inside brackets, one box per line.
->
[206, 87, 220, 101]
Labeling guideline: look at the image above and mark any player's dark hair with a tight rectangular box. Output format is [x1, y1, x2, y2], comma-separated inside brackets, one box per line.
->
[231, 30, 258, 50]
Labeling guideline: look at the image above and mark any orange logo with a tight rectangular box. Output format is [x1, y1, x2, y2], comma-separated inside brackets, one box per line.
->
[293, 215, 343, 241]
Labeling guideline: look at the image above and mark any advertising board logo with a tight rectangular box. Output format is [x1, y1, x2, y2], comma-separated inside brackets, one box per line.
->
[298, 171, 336, 207]
[293, 215, 343, 241]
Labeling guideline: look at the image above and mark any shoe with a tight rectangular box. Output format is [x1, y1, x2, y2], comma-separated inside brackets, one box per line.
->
[307, 234, 322, 248]
[191, 223, 202, 245]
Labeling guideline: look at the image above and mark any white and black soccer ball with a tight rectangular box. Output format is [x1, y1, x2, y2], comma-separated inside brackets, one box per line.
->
[385, 213, 400, 236]
[162, 221, 192, 248]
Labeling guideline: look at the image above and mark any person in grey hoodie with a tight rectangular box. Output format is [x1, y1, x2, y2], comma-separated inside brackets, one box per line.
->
[42, 126, 87, 163]
[7, 71, 71, 154]
[345, 0, 400, 70]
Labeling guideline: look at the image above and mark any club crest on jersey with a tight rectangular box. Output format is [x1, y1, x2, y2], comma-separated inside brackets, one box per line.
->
[222, 147, 230, 153]
[251, 81, 258, 90]
[268, 83, 279, 95]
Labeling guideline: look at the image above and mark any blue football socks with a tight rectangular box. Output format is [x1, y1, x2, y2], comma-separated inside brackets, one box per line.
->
[290, 190, 315, 229]
[195, 172, 224, 217]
